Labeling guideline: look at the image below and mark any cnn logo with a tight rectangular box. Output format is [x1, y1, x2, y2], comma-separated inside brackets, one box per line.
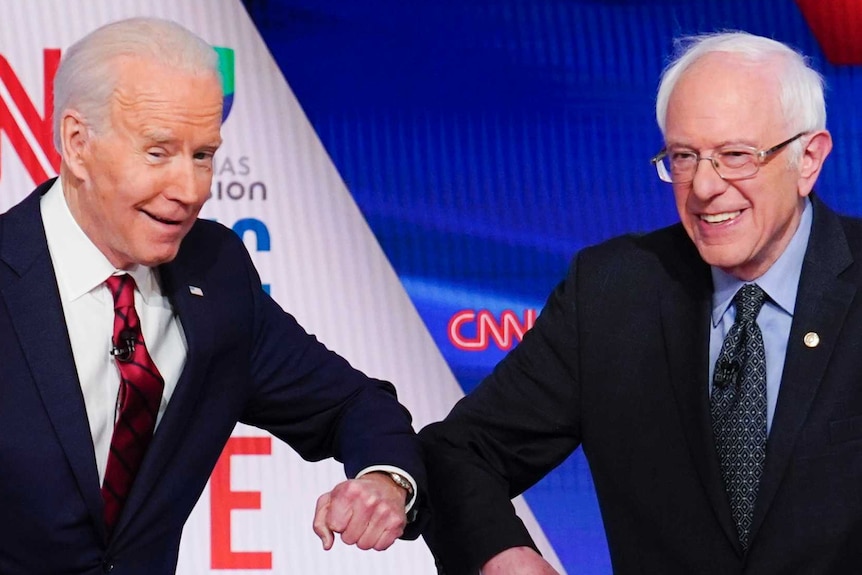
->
[448, 309, 537, 351]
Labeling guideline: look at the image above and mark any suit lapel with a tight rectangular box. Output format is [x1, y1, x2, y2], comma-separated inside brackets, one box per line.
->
[110, 254, 216, 540]
[0, 186, 106, 540]
[749, 197, 855, 544]
[659, 231, 742, 550]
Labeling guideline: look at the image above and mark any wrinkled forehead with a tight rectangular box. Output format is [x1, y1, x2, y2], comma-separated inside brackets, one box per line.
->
[676, 52, 782, 101]
[106, 56, 223, 140]
[666, 53, 786, 143]
[109, 53, 220, 93]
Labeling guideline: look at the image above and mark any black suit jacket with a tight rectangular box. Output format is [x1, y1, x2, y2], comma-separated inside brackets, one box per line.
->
[0, 180, 425, 574]
[420, 195, 862, 574]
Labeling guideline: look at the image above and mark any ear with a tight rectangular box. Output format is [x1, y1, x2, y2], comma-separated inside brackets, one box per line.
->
[59, 110, 92, 181]
[797, 129, 832, 198]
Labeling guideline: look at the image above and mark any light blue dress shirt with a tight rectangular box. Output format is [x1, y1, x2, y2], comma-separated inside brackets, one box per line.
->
[708, 198, 813, 434]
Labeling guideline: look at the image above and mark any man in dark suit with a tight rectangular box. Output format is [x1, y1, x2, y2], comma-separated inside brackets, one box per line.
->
[420, 31, 858, 574]
[0, 17, 423, 573]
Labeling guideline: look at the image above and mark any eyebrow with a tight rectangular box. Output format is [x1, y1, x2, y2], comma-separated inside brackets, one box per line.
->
[666, 138, 756, 151]
[140, 128, 222, 151]
[141, 129, 176, 144]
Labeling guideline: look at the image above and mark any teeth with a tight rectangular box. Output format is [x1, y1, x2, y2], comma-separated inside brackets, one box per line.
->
[701, 211, 741, 224]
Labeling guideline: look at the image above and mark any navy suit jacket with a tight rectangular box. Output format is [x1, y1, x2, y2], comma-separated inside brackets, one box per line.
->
[421, 195, 862, 574]
[0, 180, 425, 573]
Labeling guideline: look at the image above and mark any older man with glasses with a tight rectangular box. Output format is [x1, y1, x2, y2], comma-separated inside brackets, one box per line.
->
[420, 30, 859, 574]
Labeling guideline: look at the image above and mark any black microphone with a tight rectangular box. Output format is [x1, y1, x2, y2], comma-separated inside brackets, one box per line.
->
[713, 358, 740, 389]
[110, 329, 136, 363]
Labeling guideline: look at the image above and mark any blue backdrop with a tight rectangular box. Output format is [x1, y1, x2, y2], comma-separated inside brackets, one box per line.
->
[244, 1, 862, 571]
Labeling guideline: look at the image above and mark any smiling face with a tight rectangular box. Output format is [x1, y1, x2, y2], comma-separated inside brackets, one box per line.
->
[61, 55, 223, 269]
[665, 52, 813, 281]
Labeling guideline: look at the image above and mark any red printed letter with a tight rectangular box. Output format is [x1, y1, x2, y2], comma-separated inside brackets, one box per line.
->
[0, 50, 61, 184]
[210, 436, 273, 569]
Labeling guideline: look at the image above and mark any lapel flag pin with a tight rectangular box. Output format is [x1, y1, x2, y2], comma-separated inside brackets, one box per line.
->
[189, 285, 204, 297]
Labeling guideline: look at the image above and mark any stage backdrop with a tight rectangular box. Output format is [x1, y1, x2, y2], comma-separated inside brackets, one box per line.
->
[3, 0, 862, 573]
[0, 0, 561, 573]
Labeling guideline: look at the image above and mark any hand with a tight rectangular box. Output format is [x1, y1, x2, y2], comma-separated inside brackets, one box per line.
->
[481, 546, 561, 575]
[312, 472, 408, 551]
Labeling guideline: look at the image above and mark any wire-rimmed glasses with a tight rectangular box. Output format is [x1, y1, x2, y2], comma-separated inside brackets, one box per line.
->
[650, 132, 807, 184]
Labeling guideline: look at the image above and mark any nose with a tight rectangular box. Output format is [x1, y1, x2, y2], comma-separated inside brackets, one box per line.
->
[689, 156, 728, 200]
[166, 157, 210, 205]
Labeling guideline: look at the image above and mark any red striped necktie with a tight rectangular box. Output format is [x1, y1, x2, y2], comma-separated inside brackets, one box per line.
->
[101, 274, 165, 535]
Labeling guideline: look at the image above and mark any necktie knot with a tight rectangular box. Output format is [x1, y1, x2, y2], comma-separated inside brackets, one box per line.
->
[733, 283, 766, 324]
[106, 274, 136, 311]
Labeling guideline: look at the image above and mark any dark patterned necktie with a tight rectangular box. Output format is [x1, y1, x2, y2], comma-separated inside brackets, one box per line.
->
[101, 274, 165, 535]
[710, 283, 767, 550]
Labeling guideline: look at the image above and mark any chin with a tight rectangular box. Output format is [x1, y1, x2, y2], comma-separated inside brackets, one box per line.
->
[139, 248, 181, 267]
[694, 247, 742, 271]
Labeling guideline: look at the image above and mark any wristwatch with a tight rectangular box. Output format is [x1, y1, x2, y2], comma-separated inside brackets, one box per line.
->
[387, 471, 414, 503]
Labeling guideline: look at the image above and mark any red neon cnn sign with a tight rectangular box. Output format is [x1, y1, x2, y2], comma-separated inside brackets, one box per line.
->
[448, 309, 537, 351]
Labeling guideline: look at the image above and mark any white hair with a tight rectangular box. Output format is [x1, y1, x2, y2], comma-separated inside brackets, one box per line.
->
[655, 32, 825, 163]
[53, 17, 221, 151]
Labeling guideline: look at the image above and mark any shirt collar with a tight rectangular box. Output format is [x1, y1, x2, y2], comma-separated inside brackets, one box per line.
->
[41, 178, 159, 303]
[711, 197, 813, 326]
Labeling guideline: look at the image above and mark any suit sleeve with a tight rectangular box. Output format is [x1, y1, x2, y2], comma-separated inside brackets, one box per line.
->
[419, 256, 584, 573]
[224, 230, 426, 537]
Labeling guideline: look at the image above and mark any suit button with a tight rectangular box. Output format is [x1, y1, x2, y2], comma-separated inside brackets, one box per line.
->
[102, 561, 114, 572]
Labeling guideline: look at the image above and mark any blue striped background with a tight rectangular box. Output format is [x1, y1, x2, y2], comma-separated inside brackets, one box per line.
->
[247, 1, 862, 571]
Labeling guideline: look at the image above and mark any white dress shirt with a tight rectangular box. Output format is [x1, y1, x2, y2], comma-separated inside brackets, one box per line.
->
[41, 179, 187, 483]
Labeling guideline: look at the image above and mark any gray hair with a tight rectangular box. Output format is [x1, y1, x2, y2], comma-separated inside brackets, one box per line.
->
[53, 17, 221, 151]
[655, 32, 825, 163]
